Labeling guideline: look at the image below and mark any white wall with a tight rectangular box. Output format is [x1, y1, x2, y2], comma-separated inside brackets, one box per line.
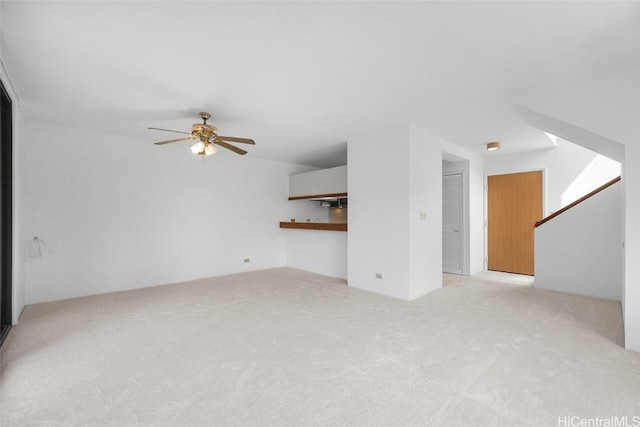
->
[624, 142, 640, 350]
[560, 154, 620, 207]
[468, 154, 485, 275]
[348, 124, 482, 300]
[348, 126, 411, 300]
[285, 230, 347, 280]
[21, 120, 308, 304]
[513, 69, 640, 351]
[408, 126, 442, 299]
[535, 182, 622, 300]
[515, 105, 625, 163]
[281, 169, 348, 280]
[484, 139, 616, 217]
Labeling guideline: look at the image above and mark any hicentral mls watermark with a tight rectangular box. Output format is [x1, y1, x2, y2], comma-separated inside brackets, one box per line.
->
[558, 416, 640, 427]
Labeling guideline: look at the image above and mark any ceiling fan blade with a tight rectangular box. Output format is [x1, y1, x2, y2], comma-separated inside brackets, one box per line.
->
[154, 137, 194, 145]
[217, 136, 255, 145]
[148, 127, 191, 135]
[214, 139, 248, 155]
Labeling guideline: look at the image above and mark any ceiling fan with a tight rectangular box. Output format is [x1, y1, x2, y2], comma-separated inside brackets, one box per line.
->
[149, 112, 255, 156]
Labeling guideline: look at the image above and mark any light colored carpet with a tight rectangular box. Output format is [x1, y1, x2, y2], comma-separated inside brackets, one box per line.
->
[472, 271, 535, 287]
[2, 268, 639, 426]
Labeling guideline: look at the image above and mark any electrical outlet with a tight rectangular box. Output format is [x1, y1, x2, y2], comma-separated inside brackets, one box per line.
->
[244, 258, 250, 263]
[375, 273, 382, 279]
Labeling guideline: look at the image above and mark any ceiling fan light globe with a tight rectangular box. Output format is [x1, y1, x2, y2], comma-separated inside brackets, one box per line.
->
[203, 143, 217, 156]
[190, 141, 204, 154]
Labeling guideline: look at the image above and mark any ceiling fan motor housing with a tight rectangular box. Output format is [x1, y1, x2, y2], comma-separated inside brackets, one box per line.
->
[192, 123, 217, 141]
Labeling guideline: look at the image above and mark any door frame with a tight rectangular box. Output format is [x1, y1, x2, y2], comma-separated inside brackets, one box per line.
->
[0, 78, 12, 347]
[443, 171, 464, 274]
[442, 156, 471, 276]
[483, 168, 547, 271]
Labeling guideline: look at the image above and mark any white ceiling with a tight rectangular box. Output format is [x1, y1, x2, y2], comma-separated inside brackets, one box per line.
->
[1, 1, 638, 166]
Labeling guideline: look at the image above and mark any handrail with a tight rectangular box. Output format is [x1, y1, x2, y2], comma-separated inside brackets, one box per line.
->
[535, 176, 621, 227]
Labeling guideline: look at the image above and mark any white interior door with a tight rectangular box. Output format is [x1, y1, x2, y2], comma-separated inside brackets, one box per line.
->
[443, 173, 463, 274]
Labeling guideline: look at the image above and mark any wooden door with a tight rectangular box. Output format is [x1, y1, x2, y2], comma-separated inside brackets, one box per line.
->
[488, 171, 542, 275]
[443, 173, 463, 274]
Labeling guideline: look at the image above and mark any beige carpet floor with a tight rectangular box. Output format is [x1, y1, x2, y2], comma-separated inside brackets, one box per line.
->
[1, 268, 639, 426]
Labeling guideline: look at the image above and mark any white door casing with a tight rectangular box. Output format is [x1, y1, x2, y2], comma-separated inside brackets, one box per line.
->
[443, 173, 463, 274]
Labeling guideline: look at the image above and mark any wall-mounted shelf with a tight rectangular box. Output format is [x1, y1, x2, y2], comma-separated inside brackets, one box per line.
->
[279, 222, 347, 232]
[288, 192, 347, 201]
